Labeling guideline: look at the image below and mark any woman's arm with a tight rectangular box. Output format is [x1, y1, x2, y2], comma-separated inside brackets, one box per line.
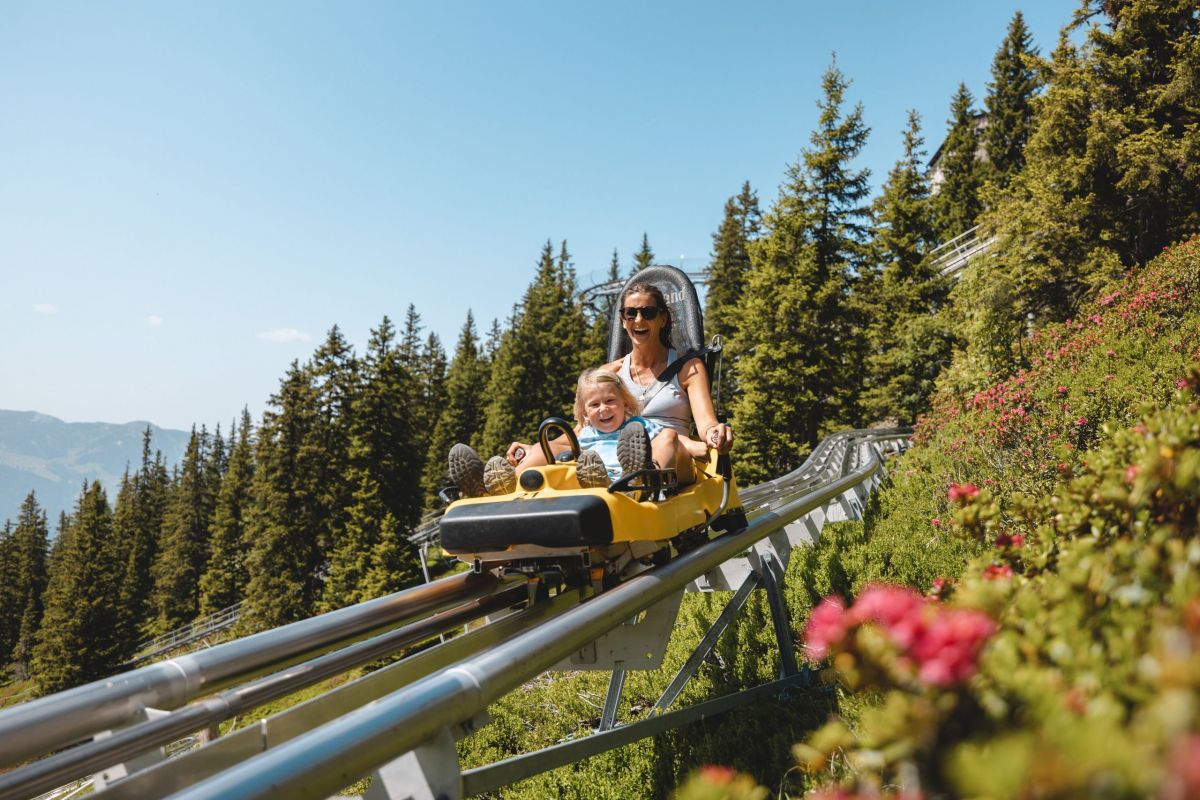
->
[679, 358, 733, 454]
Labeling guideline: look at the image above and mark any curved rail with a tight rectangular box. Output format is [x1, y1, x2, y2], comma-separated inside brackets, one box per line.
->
[0, 570, 505, 766]
[165, 443, 889, 799]
[0, 584, 529, 800]
[3, 427, 908, 798]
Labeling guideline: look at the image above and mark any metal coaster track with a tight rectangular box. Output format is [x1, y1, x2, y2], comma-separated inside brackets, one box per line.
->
[0, 427, 910, 800]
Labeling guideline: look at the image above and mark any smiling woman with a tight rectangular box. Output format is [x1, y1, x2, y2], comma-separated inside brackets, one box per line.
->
[603, 282, 732, 459]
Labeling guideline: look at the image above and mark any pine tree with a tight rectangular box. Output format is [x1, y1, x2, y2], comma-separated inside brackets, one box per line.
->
[0, 522, 19, 663]
[423, 312, 489, 506]
[198, 409, 256, 615]
[32, 482, 121, 693]
[632, 233, 655, 276]
[241, 363, 325, 631]
[982, 11, 1042, 187]
[933, 83, 984, 241]
[2, 493, 50, 674]
[420, 332, 448, 437]
[308, 326, 358, 566]
[109, 468, 139, 650]
[321, 317, 423, 610]
[952, 0, 1200, 389]
[483, 318, 503, 363]
[149, 427, 215, 633]
[481, 240, 592, 456]
[862, 111, 953, 423]
[583, 250, 621, 368]
[731, 58, 871, 483]
[704, 181, 762, 393]
[116, 430, 168, 639]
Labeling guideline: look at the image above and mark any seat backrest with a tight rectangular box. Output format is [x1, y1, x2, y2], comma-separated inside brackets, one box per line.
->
[607, 265, 705, 362]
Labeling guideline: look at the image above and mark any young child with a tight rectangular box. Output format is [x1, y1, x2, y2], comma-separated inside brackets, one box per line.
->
[448, 368, 692, 497]
[572, 368, 664, 488]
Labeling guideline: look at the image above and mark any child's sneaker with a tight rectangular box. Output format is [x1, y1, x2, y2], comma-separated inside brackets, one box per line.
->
[575, 449, 609, 489]
[484, 456, 516, 495]
[448, 444, 486, 498]
[617, 422, 653, 477]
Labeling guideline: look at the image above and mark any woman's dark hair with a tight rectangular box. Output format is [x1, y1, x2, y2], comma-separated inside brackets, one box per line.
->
[621, 282, 673, 348]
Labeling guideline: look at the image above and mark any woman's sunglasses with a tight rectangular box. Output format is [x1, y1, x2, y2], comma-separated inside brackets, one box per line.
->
[621, 306, 664, 321]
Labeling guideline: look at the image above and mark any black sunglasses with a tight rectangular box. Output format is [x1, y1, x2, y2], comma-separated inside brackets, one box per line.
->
[621, 305, 664, 321]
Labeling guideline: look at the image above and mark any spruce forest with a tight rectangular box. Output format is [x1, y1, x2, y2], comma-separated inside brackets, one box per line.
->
[2, 1, 1199, 796]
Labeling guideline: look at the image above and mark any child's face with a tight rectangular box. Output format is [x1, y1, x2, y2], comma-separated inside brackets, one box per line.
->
[583, 384, 626, 433]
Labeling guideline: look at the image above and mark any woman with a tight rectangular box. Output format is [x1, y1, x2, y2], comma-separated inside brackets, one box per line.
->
[505, 282, 733, 483]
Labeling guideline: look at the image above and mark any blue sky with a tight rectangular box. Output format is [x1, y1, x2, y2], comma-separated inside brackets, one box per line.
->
[1, 1, 1077, 431]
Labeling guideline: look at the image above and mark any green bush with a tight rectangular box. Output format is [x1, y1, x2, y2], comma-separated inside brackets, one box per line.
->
[765, 238, 1200, 798]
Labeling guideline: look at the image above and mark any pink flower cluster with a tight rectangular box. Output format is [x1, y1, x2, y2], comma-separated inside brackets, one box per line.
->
[804, 585, 997, 687]
[994, 532, 1024, 549]
[1163, 734, 1200, 800]
[947, 483, 979, 503]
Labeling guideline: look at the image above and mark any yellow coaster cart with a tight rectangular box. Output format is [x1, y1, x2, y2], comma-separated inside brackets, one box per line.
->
[439, 265, 747, 592]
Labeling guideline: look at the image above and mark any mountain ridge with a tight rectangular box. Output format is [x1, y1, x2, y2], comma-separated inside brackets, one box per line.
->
[0, 409, 190, 528]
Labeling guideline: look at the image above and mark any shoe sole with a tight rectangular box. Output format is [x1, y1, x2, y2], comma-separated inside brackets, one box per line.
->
[448, 444, 486, 498]
[576, 451, 609, 489]
[617, 424, 653, 478]
[484, 456, 516, 495]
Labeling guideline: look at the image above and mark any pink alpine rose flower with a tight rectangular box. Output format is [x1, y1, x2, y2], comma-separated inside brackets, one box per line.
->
[803, 596, 849, 660]
[947, 483, 980, 503]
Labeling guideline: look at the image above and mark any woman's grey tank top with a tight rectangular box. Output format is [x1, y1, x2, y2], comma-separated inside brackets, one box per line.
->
[619, 349, 693, 434]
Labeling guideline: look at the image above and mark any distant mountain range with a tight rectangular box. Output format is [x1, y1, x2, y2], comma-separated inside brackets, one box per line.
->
[0, 410, 190, 530]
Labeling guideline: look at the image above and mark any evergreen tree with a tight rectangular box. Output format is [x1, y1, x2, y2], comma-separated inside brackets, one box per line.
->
[862, 111, 954, 423]
[322, 316, 423, 610]
[208, 424, 228, 479]
[0, 522, 19, 663]
[950, 0, 1200, 389]
[704, 181, 762, 391]
[583, 249, 621, 367]
[481, 240, 592, 455]
[982, 11, 1042, 187]
[632, 233, 655, 276]
[198, 409, 256, 615]
[32, 482, 121, 693]
[0, 500, 51, 675]
[423, 312, 489, 506]
[116, 430, 168, 639]
[241, 363, 325, 631]
[933, 83, 984, 241]
[483, 318, 504, 363]
[731, 58, 871, 483]
[420, 332, 448, 436]
[149, 427, 215, 633]
[308, 326, 359, 566]
[109, 468, 139, 648]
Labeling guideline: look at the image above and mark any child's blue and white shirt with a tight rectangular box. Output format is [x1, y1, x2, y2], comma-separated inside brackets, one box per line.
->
[577, 416, 665, 481]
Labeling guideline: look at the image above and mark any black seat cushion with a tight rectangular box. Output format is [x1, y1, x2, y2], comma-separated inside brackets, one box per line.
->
[607, 265, 705, 362]
[440, 495, 614, 552]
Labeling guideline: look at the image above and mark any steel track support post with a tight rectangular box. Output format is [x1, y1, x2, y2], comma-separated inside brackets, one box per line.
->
[757, 551, 799, 679]
[598, 664, 626, 731]
[651, 572, 760, 717]
[364, 713, 488, 800]
[91, 707, 169, 791]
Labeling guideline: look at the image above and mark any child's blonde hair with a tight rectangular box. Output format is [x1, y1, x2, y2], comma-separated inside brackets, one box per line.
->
[574, 368, 641, 427]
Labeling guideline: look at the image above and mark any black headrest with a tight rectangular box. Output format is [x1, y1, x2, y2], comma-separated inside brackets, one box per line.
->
[607, 265, 705, 362]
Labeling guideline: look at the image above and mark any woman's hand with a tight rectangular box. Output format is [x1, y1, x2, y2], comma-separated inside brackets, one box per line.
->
[506, 441, 531, 466]
[705, 423, 733, 454]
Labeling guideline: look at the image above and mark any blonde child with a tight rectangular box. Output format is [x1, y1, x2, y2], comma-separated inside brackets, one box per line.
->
[449, 368, 695, 497]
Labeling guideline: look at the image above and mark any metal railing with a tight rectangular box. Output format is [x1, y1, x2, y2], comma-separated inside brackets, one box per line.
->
[161, 431, 906, 799]
[0, 570, 505, 768]
[929, 224, 999, 277]
[2, 428, 910, 799]
[127, 603, 244, 667]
